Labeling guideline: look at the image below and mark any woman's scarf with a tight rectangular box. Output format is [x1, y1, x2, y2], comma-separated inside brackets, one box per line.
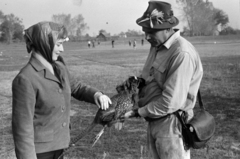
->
[24, 21, 68, 86]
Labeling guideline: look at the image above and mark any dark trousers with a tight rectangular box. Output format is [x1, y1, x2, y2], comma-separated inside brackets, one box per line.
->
[37, 149, 63, 159]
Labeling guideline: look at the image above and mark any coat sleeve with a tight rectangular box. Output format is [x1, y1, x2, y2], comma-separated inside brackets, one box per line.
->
[67, 69, 99, 104]
[12, 75, 37, 159]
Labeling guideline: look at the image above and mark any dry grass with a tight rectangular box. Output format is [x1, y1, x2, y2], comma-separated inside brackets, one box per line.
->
[0, 36, 240, 158]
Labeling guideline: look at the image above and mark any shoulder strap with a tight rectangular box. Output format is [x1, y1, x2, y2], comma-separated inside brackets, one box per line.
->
[197, 90, 205, 110]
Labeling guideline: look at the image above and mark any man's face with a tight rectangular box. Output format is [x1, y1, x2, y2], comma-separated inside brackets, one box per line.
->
[144, 29, 167, 47]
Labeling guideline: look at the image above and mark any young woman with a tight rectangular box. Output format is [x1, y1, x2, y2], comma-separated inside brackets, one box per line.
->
[12, 21, 111, 159]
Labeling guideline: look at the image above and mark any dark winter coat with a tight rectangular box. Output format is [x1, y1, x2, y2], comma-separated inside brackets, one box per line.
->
[12, 55, 98, 159]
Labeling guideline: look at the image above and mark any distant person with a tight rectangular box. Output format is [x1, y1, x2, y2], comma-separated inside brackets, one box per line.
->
[129, 41, 131, 46]
[112, 40, 115, 48]
[141, 38, 144, 46]
[92, 40, 95, 48]
[11, 21, 111, 159]
[88, 40, 91, 48]
[133, 39, 137, 50]
[122, 1, 203, 159]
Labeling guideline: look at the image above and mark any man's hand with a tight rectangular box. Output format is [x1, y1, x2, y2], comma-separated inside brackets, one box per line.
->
[122, 109, 141, 119]
[94, 92, 112, 110]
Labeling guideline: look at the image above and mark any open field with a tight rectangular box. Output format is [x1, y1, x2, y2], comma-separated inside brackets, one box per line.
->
[0, 35, 240, 159]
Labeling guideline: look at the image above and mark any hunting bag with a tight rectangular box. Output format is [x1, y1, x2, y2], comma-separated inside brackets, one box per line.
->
[175, 90, 216, 150]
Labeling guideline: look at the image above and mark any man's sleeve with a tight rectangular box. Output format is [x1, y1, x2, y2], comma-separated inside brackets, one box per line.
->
[12, 75, 37, 159]
[139, 52, 194, 118]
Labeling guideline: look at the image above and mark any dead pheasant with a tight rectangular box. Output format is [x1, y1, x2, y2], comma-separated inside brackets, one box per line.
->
[58, 76, 145, 159]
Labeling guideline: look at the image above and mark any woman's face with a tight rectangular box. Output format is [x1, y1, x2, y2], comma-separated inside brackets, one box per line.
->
[52, 39, 64, 61]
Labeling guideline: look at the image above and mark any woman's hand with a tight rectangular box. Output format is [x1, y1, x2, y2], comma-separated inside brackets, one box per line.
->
[94, 92, 112, 110]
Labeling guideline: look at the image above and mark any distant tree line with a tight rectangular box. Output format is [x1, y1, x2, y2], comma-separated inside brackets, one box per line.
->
[0, 11, 24, 43]
[51, 14, 144, 42]
[121, 30, 144, 37]
[1, 2, 240, 44]
[176, 0, 240, 36]
[51, 13, 89, 39]
[51, 13, 93, 42]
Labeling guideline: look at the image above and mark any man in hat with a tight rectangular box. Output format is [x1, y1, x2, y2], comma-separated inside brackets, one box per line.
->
[122, 1, 203, 159]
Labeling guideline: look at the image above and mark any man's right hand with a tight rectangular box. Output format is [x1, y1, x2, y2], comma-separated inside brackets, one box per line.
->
[121, 109, 141, 119]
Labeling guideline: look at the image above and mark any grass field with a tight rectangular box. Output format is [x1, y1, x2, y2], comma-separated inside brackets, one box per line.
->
[0, 35, 240, 159]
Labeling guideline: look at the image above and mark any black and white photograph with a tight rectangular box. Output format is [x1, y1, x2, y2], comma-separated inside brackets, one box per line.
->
[0, 0, 240, 158]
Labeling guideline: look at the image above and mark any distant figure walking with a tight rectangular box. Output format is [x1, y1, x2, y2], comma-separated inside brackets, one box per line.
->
[133, 39, 137, 50]
[141, 38, 144, 46]
[129, 41, 131, 46]
[112, 40, 115, 48]
[92, 40, 95, 48]
[88, 40, 91, 48]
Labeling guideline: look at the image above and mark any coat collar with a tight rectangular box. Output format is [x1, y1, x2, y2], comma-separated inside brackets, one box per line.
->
[33, 52, 55, 75]
[29, 53, 60, 84]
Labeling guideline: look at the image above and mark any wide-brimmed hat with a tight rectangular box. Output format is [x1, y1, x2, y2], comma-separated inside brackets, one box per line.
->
[136, 1, 179, 30]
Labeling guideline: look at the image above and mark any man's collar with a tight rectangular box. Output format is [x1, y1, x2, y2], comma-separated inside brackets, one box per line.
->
[156, 29, 180, 51]
[163, 29, 180, 49]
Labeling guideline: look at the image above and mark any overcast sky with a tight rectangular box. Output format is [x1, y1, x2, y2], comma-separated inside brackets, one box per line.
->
[1, 0, 240, 36]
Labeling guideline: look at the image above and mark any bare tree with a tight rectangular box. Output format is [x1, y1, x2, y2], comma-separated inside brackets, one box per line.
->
[52, 13, 89, 37]
[0, 10, 4, 23]
[176, 0, 200, 36]
[193, 1, 215, 35]
[213, 9, 229, 32]
[0, 13, 24, 43]
[176, 0, 229, 36]
[52, 14, 71, 32]
[70, 14, 89, 36]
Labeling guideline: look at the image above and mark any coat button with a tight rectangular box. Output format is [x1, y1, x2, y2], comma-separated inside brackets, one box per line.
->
[58, 89, 62, 93]
[62, 122, 67, 127]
